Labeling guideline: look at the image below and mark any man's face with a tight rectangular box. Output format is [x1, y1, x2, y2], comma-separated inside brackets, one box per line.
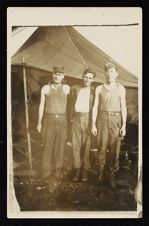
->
[52, 72, 64, 84]
[83, 72, 94, 87]
[105, 67, 118, 83]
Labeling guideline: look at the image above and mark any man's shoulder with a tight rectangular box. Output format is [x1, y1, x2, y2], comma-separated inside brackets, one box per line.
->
[117, 82, 124, 87]
[63, 84, 70, 94]
[96, 84, 103, 92]
[71, 84, 81, 89]
[91, 85, 95, 91]
[63, 84, 70, 89]
[97, 84, 103, 88]
[41, 84, 49, 92]
[117, 83, 126, 91]
[70, 84, 81, 92]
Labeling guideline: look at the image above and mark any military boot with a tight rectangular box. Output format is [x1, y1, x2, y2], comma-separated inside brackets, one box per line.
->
[81, 168, 88, 182]
[109, 168, 116, 188]
[73, 168, 80, 182]
[55, 168, 63, 180]
[98, 168, 104, 184]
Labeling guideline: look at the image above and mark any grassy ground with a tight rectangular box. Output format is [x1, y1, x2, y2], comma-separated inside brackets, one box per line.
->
[13, 129, 138, 212]
[14, 166, 137, 212]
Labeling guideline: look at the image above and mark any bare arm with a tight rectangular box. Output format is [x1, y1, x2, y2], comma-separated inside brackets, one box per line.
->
[92, 86, 101, 124]
[119, 86, 127, 136]
[92, 86, 101, 135]
[63, 84, 70, 95]
[37, 86, 46, 132]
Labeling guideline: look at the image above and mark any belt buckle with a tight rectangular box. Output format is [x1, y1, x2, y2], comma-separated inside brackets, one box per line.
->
[55, 114, 59, 118]
[109, 112, 114, 116]
[113, 112, 119, 116]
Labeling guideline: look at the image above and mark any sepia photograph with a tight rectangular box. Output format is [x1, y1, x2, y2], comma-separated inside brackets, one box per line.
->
[7, 7, 142, 218]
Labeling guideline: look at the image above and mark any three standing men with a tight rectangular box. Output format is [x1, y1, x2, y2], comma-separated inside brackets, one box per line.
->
[37, 62, 127, 187]
[92, 62, 127, 187]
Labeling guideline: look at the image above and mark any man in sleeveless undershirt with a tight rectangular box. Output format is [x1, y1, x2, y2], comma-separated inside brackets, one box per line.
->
[37, 66, 70, 180]
[92, 62, 127, 188]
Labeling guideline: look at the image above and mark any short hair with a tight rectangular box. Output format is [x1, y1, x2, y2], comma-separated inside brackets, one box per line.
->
[104, 62, 117, 72]
[83, 68, 96, 78]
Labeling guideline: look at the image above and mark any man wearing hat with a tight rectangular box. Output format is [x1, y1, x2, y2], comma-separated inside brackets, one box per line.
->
[37, 66, 70, 180]
[69, 68, 96, 182]
[92, 62, 127, 188]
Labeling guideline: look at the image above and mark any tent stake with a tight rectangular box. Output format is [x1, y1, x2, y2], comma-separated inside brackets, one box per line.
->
[22, 62, 33, 170]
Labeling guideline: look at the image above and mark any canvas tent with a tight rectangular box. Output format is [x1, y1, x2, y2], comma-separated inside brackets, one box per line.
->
[12, 26, 138, 120]
[11, 26, 138, 173]
[12, 26, 138, 87]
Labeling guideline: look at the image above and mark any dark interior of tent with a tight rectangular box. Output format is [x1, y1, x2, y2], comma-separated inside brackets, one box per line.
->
[11, 65, 138, 177]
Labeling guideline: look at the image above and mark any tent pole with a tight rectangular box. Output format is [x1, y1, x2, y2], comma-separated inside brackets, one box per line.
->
[22, 61, 33, 170]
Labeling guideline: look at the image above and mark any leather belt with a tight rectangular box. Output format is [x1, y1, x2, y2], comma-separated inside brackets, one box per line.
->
[75, 112, 89, 116]
[46, 113, 66, 118]
[55, 114, 64, 118]
[99, 111, 120, 116]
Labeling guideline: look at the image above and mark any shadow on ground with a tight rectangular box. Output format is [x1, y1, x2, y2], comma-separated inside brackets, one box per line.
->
[13, 128, 138, 212]
[14, 167, 137, 211]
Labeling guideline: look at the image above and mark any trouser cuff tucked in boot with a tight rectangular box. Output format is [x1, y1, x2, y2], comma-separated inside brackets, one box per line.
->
[109, 167, 116, 188]
[73, 168, 80, 182]
[98, 168, 104, 183]
[81, 168, 88, 182]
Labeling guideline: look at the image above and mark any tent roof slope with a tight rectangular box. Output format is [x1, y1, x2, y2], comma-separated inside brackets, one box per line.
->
[12, 26, 138, 88]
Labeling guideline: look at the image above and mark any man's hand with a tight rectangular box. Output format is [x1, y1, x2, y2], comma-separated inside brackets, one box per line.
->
[66, 141, 72, 147]
[120, 125, 126, 136]
[37, 123, 42, 133]
[91, 123, 97, 136]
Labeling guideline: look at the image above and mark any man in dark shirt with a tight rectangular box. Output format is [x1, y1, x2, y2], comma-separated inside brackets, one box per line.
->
[69, 68, 96, 182]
